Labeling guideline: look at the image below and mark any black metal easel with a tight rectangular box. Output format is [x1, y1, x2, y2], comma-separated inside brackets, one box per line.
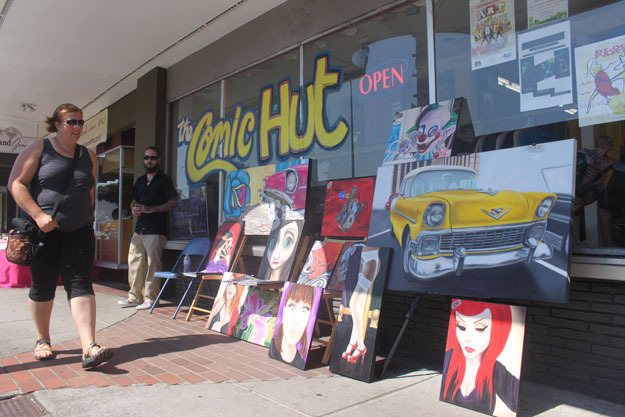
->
[380, 294, 422, 378]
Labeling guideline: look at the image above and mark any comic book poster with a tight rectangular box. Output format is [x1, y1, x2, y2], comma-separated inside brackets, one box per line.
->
[470, 0, 517, 70]
[575, 34, 625, 127]
[518, 21, 573, 112]
[321, 177, 375, 238]
[382, 99, 464, 165]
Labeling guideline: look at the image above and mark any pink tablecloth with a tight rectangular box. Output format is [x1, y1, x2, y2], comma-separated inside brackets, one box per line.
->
[0, 248, 32, 288]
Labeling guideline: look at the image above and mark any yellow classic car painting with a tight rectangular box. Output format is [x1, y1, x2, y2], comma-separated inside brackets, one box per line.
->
[389, 165, 557, 280]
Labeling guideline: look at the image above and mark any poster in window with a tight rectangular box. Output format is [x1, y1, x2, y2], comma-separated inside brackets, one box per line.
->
[518, 20, 573, 112]
[527, 0, 568, 28]
[575, 34, 625, 127]
[470, 0, 517, 70]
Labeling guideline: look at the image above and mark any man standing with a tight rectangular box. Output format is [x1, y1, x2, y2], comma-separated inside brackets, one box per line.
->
[118, 146, 177, 310]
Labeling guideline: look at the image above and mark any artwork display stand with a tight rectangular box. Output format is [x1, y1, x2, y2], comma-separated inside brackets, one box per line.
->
[380, 294, 422, 378]
[315, 289, 341, 365]
[185, 235, 248, 321]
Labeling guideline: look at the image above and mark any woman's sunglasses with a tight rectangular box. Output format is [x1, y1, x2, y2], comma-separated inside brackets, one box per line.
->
[143, 155, 159, 161]
[63, 119, 85, 126]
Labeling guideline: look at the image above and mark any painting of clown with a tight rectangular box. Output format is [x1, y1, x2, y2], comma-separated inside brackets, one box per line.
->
[382, 98, 466, 165]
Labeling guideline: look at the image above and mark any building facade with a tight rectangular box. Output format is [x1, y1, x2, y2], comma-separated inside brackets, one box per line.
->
[101, 0, 625, 403]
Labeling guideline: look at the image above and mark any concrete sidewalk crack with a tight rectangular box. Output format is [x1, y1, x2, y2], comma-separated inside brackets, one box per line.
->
[233, 382, 313, 417]
[320, 374, 439, 416]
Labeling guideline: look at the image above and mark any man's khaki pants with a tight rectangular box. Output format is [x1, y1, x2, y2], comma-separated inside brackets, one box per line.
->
[127, 233, 167, 303]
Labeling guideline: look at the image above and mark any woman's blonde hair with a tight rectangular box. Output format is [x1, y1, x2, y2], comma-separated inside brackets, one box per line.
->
[44, 103, 82, 133]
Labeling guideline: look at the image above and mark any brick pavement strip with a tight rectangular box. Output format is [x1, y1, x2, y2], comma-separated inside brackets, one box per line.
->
[0, 297, 332, 396]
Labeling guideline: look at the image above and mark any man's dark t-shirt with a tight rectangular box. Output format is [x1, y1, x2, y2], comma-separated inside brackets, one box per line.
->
[132, 170, 177, 235]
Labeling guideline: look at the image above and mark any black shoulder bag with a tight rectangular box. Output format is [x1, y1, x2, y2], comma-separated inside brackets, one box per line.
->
[6, 145, 82, 265]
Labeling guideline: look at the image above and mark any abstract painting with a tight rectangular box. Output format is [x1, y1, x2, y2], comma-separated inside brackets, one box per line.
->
[232, 287, 281, 347]
[440, 298, 526, 416]
[329, 245, 391, 382]
[321, 177, 375, 238]
[296, 240, 344, 287]
[268, 282, 323, 370]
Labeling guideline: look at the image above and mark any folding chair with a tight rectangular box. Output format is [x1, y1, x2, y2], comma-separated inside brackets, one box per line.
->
[149, 238, 212, 319]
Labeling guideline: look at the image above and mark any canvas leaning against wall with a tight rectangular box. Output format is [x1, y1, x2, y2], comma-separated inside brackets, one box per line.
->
[321, 177, 375, 238]
[329, 245, 391, 382]
[222, 159, 309, 235]
[232, 287, 281, 347]
[206, 272, 249, 336]
[440, 299, 526, 417]
[268, 282, 323, 370]
[367, 139, 575, 303]
[256, 218, 305, 281]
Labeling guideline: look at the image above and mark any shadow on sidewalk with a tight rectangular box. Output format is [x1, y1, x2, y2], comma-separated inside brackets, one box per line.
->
[96, 333, 238, 374]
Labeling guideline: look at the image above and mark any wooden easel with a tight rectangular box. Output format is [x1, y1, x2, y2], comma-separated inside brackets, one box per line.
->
[185, 235, 248, 321]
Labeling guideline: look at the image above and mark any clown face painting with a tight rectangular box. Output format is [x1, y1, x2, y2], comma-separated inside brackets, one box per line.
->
[383, 99, 465, 164]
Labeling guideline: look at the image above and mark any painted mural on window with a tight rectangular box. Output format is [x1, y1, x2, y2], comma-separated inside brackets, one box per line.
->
[176, 55, 349, 185]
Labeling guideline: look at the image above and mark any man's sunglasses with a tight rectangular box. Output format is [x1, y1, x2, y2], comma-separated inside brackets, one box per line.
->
[143, 155, 159, 161]
[63, 119, 85, 126]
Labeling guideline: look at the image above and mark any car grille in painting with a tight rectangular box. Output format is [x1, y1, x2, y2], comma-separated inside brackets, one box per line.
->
[439, 227, 527, 251]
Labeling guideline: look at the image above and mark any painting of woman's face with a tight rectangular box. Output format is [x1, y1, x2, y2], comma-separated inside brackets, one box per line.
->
[455, 308, 492, 360]
[215, 233, 233, 263]
[225, 282, 237, 300]
[267, 222, 299, 270]
[282, 298, 312, 345]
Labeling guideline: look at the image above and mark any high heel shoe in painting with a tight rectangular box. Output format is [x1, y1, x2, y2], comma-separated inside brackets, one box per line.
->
[341, 341, 358, 360]
[347, 345, 367, 365]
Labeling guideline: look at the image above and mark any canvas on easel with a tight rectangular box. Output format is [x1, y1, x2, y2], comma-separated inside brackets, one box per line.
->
[329, 245, 391, 382]
[203, 221, 243, 273]
[321, 177, 375, 238]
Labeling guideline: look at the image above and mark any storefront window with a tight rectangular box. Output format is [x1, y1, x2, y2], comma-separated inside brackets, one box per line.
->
[223, 50, 300, 169]
[434, 0, 625, 255]
[171, 83, 221, 189]
[303, 3, 428, 180]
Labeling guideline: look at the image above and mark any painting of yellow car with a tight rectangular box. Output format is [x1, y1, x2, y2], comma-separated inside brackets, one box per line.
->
[389, 165, 556, 280]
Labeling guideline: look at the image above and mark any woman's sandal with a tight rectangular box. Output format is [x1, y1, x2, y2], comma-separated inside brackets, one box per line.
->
[34, 339, 56, 361]
[81, 343, 113, 369]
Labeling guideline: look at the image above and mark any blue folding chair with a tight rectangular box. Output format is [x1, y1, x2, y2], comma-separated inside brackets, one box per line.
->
[149, 238, 212, 319]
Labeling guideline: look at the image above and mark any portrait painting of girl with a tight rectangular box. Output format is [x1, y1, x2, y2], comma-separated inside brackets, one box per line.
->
[440, 299, 527, 417]
[257, 218, 304, 281]
[204, 221, 243, 273]
[269, 282, 322, 369]
[329, 245, 391, 382]
[206, 273, 248, 336]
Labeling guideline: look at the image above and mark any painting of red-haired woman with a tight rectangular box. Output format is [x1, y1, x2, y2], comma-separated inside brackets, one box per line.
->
[440, 299, 526, 417]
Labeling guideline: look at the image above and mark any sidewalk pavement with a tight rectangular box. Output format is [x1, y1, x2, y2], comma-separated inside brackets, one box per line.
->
[0, 283, 623, 417]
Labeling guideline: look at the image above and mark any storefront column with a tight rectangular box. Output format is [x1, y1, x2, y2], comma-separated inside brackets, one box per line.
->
[134, 67, 167, 178]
